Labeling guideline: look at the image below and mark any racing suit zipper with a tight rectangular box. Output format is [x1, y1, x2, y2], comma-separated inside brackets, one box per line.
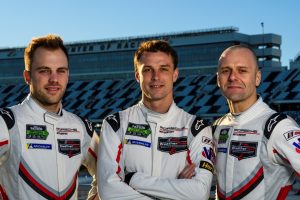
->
[44, 113, 61, 196]
[147, 113, 163, 177]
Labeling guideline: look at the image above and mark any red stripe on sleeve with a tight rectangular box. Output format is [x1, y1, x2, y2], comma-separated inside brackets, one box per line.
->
[116, 143, 123, 174]
[0, 140, 8, 147]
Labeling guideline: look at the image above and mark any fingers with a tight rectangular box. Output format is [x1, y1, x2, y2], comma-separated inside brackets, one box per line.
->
[178, 163, 196, 179]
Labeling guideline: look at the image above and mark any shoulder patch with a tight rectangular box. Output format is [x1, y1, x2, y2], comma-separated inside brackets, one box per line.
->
[264, 113, 287, 139]
[105, 113, 120, 132]
[79, 116, 94, 138]
[191, 116, 209, 137]
[0, 108, 15, 130]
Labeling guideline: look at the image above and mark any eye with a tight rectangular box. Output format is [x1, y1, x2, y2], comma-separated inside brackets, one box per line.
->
[161, 67, 169, 71]
[220, 69, 230, 74]
[239, 69, 247, 73]
[142, 68, 151, 73]
[57, 68, 68, 74]
[39, 69, 51, 74]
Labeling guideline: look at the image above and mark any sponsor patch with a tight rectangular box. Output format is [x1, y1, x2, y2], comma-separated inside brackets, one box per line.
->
[230, 141, 258, 160]
[284, 130, 300, 141]
[199, 161, 213, 173]
[26, 124, 49, 140]
[58, 139, 81, 158]
[126, 123, 151, 138]
[159, 126, 187, 134]
[26, 143, 52, 150]
[202, 136, 213, 146]
[219, 128, 229, 144]
[202, 147, 215, 162]
[158, 137, 188, 155]
[293, 138, 300, 154]
[233, 129, 258, 136]
[56, 128, 80, 135]
[124, 139, 151, 148]
[218, 147, 227, 153]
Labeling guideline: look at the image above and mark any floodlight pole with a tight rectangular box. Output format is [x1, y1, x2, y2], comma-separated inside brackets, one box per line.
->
[261, 22, 265, 68]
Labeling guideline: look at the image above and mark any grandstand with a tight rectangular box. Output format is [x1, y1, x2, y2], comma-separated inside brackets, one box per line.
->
[0, 26, 299, 124]
[0, 68, 300, 124]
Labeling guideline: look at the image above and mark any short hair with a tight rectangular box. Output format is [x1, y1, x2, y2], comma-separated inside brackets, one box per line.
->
[218, 44, 258, 69]
[24, 34, 69, 71]
[134, 40, 178, 72]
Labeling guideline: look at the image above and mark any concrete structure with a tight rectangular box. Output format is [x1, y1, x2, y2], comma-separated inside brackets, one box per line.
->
[0, 26, 282, 83]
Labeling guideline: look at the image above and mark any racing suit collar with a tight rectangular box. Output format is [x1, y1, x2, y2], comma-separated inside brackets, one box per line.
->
[25, 94, 63, 118]
[229, 96, 269, 123]
[139, 101, 176, 123]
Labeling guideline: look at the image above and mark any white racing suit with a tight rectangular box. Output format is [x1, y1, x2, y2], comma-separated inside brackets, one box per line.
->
[213, 97, 300, 200]
[0, 95, 99, 200]
[98, 101, 214, 200]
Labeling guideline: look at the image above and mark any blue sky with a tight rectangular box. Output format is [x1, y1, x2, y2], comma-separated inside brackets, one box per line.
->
[0, 1, 299, 67]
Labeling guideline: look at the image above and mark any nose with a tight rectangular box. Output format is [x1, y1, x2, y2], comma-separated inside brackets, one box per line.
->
[49, 71, 58, 83]
[228, 70, 237, 81]
[151, 70, 159, 80]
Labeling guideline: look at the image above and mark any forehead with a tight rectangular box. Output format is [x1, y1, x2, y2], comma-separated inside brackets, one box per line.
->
[139, 51, 172, 65]
[31, 47, 68, 68]
[219, 48, 257, 68]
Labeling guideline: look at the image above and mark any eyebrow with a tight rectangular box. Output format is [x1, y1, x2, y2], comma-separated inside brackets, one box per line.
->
[160, 64, 171, 68]
[219, 65, 248, 69]
[142, 64, 172, 68]
[35, 66, 69, 70]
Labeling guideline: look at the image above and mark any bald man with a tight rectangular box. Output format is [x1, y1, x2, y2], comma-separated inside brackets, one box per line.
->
[213, 45, 300, 200]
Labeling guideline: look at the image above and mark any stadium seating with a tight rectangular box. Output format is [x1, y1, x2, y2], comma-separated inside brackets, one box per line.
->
[0, 69, 300, 124]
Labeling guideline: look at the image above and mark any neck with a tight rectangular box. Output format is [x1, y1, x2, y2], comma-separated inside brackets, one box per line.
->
[142, 98, 173, 114]
[45, 105, 61, 114]
[227, 96, 258, 114]
[32, 96, 61, 114]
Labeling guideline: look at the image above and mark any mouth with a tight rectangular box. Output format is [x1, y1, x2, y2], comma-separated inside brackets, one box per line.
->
[227, 85, 243, 89]
[150, 84, 163, 89]
[45, 86, 60, 94]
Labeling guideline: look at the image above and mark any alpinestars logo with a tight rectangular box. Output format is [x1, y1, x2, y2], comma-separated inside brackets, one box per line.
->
[107, 114, 118, 123]
[0, 108, 13, 120]
[267, 115, 279, 132]
[195, 120, 204, 131]
[85, 119, 93, 132]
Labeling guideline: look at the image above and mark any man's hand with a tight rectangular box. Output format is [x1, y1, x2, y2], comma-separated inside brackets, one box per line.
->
[178, 163, 196, 179]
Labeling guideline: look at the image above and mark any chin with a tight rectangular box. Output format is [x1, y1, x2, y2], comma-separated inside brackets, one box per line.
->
[226, 94, 245, 102]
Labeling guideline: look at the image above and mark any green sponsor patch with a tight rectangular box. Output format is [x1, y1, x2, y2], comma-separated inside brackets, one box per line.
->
[126, 122, 151, 138]
[26, 124, 49, 140]
[219, 128, 229, 144]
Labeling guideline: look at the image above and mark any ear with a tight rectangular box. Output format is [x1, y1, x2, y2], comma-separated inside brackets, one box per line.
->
[135, 70, 140, 83]
[255, 70, 261, 87]
[23, 70, 31, 85]
[217, 72, 220, 87]
[173, 68, 179, 83]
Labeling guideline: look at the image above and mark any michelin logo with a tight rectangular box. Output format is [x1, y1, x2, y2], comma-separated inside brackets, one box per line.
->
[27, 143, 52, 150]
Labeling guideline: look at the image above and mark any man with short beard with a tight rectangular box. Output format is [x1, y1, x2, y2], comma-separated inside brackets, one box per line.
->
[0, 34, 99, 200]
